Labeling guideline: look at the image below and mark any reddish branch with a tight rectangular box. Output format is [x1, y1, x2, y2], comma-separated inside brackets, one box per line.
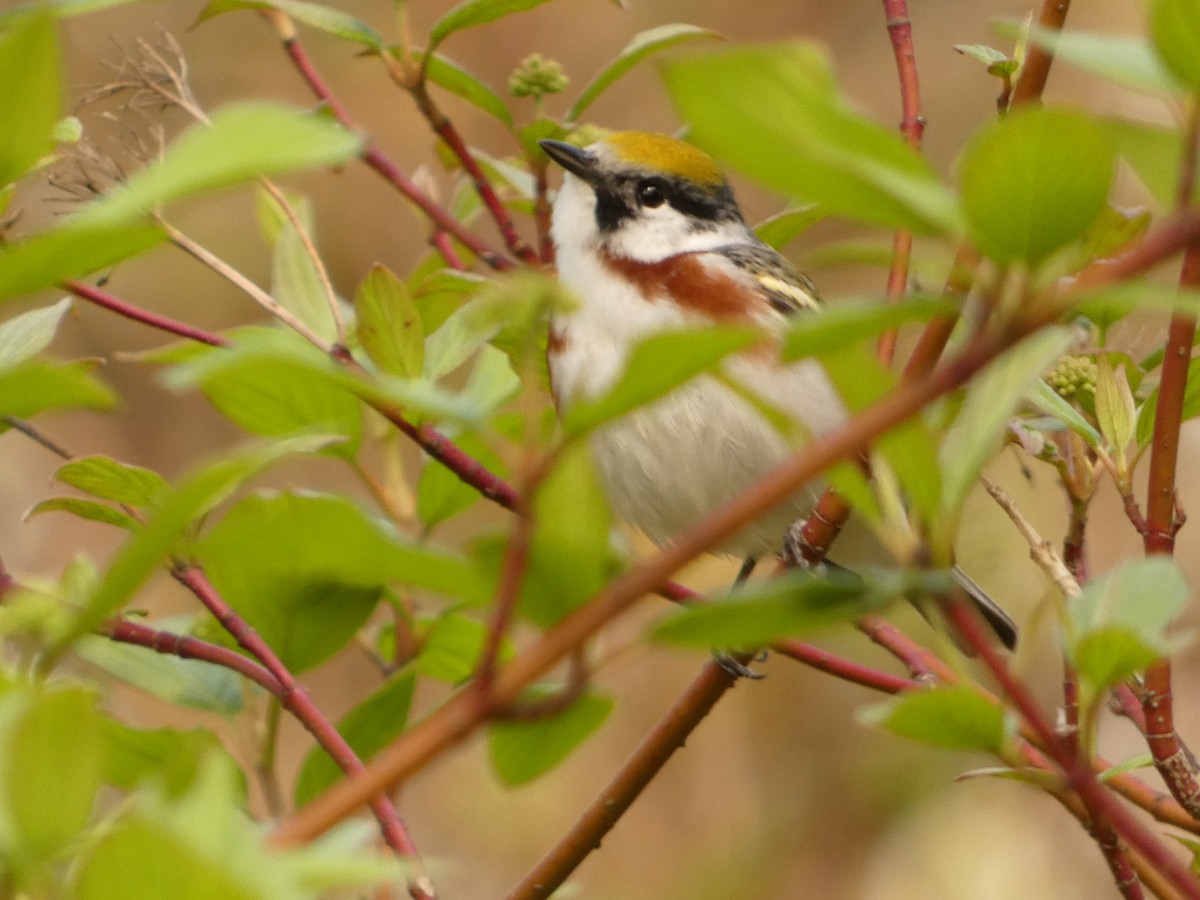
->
[261, 10, 515, 272]
[1010, 0, 1074, 107]
[172, 565, 435, 899]
[945, 599, 1195, 899]
[878, 0, 924, 366]
[65, 279, 229, 347]
[503, 662, 741, 900]
[408, 82, 539, 265]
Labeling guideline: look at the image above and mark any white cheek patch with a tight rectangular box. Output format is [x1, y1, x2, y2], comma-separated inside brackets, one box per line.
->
[606, 208, 751, 263]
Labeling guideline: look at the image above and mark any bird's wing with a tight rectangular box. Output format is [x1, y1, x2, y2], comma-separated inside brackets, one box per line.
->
[710, 242, 822, 317]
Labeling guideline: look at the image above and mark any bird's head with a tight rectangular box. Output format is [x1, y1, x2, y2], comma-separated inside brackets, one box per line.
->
[540, 131, 752, 265]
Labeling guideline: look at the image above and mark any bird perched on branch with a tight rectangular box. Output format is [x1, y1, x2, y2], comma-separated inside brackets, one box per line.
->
[539, 131, 1016, 653]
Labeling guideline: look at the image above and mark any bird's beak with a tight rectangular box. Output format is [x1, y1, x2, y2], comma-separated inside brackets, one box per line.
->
[539, 139, 600, 184]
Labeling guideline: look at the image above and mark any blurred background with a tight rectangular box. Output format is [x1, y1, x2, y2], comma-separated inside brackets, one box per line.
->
[2, 0, 1197, 896]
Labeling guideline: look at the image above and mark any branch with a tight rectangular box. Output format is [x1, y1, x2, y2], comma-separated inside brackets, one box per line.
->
[173, 565, 436, 899]
[64, 279, 228, 347]
[878, 0, 924, 366]
[504, 662, 739, 900]
[1010, 0, 1074, 107]
[260, 9, 516, 272]
[407, 80, 539, 265]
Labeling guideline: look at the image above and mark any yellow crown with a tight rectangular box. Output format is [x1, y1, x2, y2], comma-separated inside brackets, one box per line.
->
[604, 132, 725, 188]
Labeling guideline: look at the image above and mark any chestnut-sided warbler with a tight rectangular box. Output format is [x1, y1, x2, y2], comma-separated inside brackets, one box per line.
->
[540, 131, 1016, 649]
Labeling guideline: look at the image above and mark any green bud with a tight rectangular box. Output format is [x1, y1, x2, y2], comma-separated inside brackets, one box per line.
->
[1045, 354, 1098, 399]
[509, 53, 569, 99]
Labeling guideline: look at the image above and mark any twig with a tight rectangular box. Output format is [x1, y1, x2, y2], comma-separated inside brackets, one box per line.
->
[260, 9, 515, 272]
[174, 564, 436, 899]
[980, 476, 1080, 599]
[878, 0, 924, 366]
[162, 220, 336, 355]
[64, 279, 228, 347]
[406, 79, 538, 265]
[504, 662, 740, 900]
[1010, 0, 1074, 108]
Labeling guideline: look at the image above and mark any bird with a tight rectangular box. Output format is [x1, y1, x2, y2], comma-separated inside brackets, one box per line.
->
[538, 131, 1017, 652]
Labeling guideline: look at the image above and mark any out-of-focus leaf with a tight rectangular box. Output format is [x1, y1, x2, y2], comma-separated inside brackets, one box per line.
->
[489, 688, 613, 786]
[1151, 0, 1200, 89]
[75, 634, 243, 714]
[0, 225, 163, 302]
[959, 106, 1114, 265]
[0, 15, 60, 188]
[860, 685, 1008, 752]
[0, 359, 115, 419]
[1137, 357, 1200, 449]
[26, 497, 138, 530]
[664, 42, 960, 234]
[564, 325, 759, 435]
[940, 327, 1072, 514]
[567, 24, 721, 121]
[0, 298, 71, 370]
[270, 220, 338, 343]
[101, 720, 230, 796]
[1009, 22, 1179, 94]
[1028, 379, 1103, 448]
[781, 298, 953, 361]
[754, 205, 824, 249]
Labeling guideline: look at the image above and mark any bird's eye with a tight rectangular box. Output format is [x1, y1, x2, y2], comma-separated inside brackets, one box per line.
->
[636, 178, 668, 209]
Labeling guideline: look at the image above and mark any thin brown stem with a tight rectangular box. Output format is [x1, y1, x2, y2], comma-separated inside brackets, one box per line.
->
[1010, 0, 1074, 108]
[504, 662, 739, 900]
[64, 279, 228, 347]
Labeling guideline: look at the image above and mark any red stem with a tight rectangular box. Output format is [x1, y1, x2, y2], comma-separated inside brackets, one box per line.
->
[64, 280, 228, 347]
[173, 565, 434, 898]
[104, 618, 280, 693]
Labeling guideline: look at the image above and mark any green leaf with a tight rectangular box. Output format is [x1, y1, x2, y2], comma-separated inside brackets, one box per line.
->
[74, 103, 363, 227]
[427, 0, 557, 54]
[1105, 118, 1184, 208]
[1151, 0, 1200, 89]
[1009, 23, 1179, 94]
[822, 344, 941, 521]
[25, 497, 138, 530]
[754, 205, 824, 249]
[270, 220, 338, 343]
[663, 42, 960, 234]
[414, 612, 508, 682]
[520, 442, 615, 627]
[422, 53, 514, 128]
[860, 685, 1007, 752]
[0, 0, 154, 21]
[1073, 626, 1161, 695]
[564, 324, 759, 435]
[780, 298, 954, 361]
[0, 359, 115, 419]
[0, 14, 60, 188]
[0, 686, 104, 857]
[0, 224, 164, 302]
[567, 23, 721, 121]
[959, 106, 1114, 266]
[939, 327, 1073, 514]
[74, 818, 258, 900]
[75, 634, 244, 714]
[1070, 557, 1189, 647]
[651, 569, 889, 648]
[196, 491, 485, 671]
[954, 43, 1013, 71]
[354, 265, 423, 378]
[461, 344, 520, 414]
[1095, 354, 1136, 458]
[489, 689, 613, 786]
[1028, 379, 1103, 448]
[0, 297, 70, 370]
[197, 0, 385, 51]
[294, 669, 415, 805]
[1137, 357, 1200, 448]
[102, 721, 229, 796]
[55, 454, 170, 508]
[59, 435, 342, 649]
[254, 185, 313, 246]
